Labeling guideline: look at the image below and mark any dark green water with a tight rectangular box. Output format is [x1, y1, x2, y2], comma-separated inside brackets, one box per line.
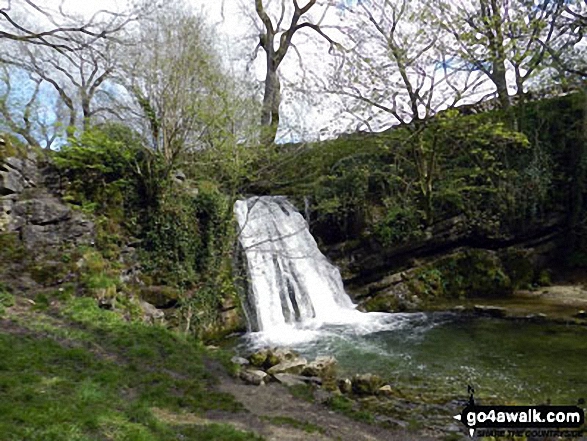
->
[285, 314, 587, 405]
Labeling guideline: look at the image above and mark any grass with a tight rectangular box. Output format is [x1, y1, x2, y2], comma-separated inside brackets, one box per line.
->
[326, 395, 375, 424]
[0, 297, 263, 441]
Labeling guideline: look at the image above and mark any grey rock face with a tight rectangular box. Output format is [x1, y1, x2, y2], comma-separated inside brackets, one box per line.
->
[0, 154, 39, 196]
[0, 154, 94, 248]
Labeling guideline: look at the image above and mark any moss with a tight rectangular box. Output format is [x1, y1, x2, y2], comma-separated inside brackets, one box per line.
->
[363, 294, 401, 312]
[248, 351, 268, 368]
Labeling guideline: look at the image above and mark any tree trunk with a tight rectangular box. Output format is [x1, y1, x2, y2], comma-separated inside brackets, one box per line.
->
[261, 65, 280, 145]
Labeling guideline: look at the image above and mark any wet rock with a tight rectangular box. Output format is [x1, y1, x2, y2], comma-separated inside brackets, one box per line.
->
[338, 378, 352, 394]
[302, 355, 337, 377]
[267, 347, 298, 365]
[473, 305, 507, 318]
[352, 373, 384, 395]
[576, 310, 587, 319]
[239, 369, 268, 386]
[266, 357, 308, 375]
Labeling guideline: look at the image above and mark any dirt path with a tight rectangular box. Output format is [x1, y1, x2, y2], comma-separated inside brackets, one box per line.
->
[205, 361, 440, 441]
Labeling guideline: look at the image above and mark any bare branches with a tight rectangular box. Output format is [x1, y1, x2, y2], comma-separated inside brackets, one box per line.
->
[0, 0, 155, 53]
[254, 0, 338, 143]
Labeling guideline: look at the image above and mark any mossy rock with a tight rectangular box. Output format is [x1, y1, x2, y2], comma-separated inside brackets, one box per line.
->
[138, 285, 179, 308]
[248, 350, 270, 368]
[351, 373, 385, 395]
[362, 293, 401, 313]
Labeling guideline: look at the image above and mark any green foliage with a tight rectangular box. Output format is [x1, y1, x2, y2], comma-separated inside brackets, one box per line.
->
[54, 123, 143, 223]
[139, 182, 237, 334]
[373, 200, 425, 246]
[407, 250, 513, 301]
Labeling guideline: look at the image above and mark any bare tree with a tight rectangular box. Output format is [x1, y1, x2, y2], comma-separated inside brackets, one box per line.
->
[253, 0, 339, 144]
[0, 36, 119, 136]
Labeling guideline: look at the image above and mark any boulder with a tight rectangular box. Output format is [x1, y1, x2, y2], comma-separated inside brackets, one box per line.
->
[263, 347, 299, 368]
[266, 357, 308, 375]
[239, 369, 268, 386]
[139, 300, 165, 324]
[248, 349, 269, 367]
[230, 356, 250, 367]
[338, 378, 352, 394]
[302, 355, 337, 377]
[378, 384, 394, 396]
[352, 373, 385, 395]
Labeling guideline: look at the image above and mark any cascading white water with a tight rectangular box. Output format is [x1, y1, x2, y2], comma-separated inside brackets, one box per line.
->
[235, 196, 395, 345]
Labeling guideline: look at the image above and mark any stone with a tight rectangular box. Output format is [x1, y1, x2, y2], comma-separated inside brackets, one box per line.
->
[266, 357, 308, 375]
[230, 356, 250, 367]
[139, 300, 165, 324]
[338, 378, 352, 394]
[352, 373, 385, 395]
[0, 154, 38, 195]
[173, 170, 186, 182]
[248, 350, 269, 367]
[269, 347, 298, 362]
[378, 384, 393, 395]
[273, 373, 322, 386]
[576, 310, 587, 319]
[0, 167, 24, 195]
[302, 355, 337, 377]
[239, 369, 268, 386]
[13, 197, 71, 225]
[272, 373, 307, 387]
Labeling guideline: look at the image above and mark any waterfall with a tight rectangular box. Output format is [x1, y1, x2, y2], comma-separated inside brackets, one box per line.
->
[235, 196, 391, 344]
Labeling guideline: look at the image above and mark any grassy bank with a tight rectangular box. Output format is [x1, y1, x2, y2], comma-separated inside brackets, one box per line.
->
[0, 297, 261, 441]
